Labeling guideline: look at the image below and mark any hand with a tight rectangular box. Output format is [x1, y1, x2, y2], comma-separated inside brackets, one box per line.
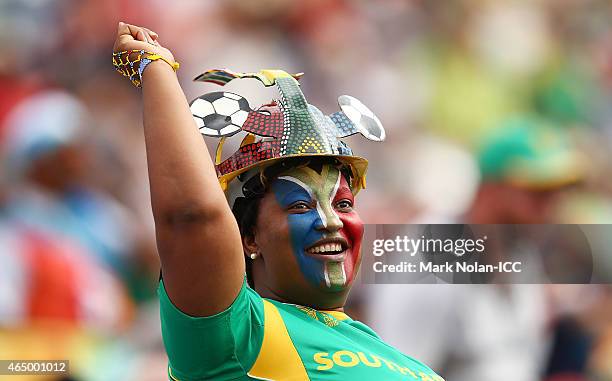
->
[113, 22, 175, 64]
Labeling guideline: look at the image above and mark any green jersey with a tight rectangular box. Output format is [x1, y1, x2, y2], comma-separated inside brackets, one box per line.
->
[158, 278, 444, 381]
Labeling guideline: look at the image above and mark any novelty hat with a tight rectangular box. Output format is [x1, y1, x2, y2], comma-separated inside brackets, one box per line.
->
[189, 69, 385, 208]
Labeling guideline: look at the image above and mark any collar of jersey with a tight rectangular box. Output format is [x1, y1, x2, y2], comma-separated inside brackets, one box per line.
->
[268, 299, 352, 321]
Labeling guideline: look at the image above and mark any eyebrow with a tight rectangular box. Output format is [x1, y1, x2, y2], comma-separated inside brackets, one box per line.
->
[276, 176, 314, 205]
[334, 185, 354, 201]
[277, 176, 314, 197]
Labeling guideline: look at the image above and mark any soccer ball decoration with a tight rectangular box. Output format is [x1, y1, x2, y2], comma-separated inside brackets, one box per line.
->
[190, 92, 252, 137]
[337, 95, 385, 142]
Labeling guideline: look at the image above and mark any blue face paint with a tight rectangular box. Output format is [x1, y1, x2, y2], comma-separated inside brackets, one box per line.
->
[271, 178, 327, 286]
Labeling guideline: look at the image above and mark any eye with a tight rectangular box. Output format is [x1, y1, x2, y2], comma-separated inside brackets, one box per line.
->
[335, 199, 353, 211]
[288, 201, 312, 212]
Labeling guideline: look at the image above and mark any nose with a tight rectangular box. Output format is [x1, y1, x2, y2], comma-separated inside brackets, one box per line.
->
[314, 203, 343, 232]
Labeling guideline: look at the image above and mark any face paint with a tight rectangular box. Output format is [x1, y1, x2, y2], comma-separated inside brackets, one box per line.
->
[271, 164, 364, 290]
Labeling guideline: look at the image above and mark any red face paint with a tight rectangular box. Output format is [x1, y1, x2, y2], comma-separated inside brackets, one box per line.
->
[334, 175, 364, 284]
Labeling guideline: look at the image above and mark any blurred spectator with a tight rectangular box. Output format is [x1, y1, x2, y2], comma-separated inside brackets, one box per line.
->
[0, 222, 132, 331]
[1, 90, 140, 277]
[468, 117, 584, 223]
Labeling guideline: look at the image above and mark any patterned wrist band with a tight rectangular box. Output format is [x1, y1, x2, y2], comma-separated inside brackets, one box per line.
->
[112, 49, 180, 88]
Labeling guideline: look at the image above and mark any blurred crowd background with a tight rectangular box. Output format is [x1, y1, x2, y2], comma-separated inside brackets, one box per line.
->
[0, 0, 611, 380]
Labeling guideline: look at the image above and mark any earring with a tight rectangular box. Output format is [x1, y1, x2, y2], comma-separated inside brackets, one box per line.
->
[250, 252, 258, 260]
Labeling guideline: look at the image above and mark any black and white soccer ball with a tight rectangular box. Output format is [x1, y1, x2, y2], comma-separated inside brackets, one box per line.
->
[337, 95, 385, 141]
[190, 92, 251, 137]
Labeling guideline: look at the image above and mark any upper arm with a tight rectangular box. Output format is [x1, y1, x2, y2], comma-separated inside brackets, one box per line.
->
[155, 205, 246, 317]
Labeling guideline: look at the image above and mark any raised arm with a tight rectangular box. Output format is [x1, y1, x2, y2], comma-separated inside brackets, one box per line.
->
[113, 22, 244, 316]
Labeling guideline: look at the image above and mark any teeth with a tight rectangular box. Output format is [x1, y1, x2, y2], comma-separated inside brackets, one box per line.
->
[307, 243, 345, 254]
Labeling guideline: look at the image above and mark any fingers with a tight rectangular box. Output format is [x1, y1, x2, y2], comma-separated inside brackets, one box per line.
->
[117, 22, 161, 46]
[116, 22, 150, 41]
[140, 27, 161, 47]
[143, 28, 159, 46]
[117, 21, 130, 35]
[115, 21, 166, 52]
[144, 28, 158, 40]
[136, 28, 148, 43]
[117, 22, 141, 41]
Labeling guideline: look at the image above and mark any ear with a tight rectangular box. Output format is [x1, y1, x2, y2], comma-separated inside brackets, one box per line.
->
[241, 229, 259, 258]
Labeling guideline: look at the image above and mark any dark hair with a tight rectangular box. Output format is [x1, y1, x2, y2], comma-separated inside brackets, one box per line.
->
[233, 196, 262, 288]
[232, 157, 354, 288]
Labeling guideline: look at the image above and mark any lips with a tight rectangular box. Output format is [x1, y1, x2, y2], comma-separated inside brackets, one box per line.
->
[305, 237, 350, 260]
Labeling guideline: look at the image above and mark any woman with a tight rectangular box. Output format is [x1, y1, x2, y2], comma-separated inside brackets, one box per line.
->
[113, 22, 443, 381]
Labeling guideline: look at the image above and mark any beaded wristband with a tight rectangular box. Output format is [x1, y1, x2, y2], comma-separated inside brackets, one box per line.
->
[112, 49, 180, 88]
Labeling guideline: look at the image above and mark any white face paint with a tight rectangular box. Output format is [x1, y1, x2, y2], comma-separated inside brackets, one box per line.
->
[277, 171, 343, 231]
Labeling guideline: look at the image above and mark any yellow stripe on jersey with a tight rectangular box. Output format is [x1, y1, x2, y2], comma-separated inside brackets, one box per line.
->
[168, 366, 179, 381]
[248, 300, 310, 381]
[320, 311, 349, 321]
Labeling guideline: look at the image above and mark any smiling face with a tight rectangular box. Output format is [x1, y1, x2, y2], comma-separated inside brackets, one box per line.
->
[248, 163, 364, 308]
